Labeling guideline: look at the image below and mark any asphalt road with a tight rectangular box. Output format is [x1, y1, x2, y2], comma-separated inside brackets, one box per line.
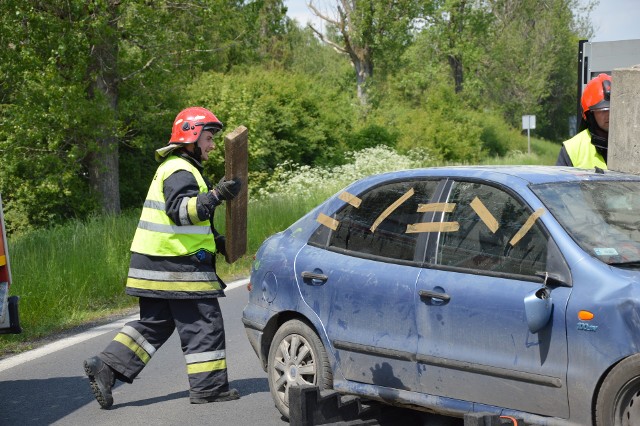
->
[0, 278, 289, 426]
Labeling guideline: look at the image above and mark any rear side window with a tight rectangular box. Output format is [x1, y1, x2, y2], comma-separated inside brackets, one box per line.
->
[436, 181, 547, 276]
[309, 180, 439, 262]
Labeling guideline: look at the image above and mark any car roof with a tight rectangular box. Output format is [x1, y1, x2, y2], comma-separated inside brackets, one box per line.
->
[364, 165, 640, 186]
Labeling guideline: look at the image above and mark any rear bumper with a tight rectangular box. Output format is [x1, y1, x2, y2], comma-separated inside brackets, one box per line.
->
[242, 317, 264, 357]
[242, 302, 275, 371]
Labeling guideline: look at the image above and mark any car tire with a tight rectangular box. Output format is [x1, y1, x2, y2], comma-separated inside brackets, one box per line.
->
[595, 355, 640, 425]
[267, 319, 333, 419]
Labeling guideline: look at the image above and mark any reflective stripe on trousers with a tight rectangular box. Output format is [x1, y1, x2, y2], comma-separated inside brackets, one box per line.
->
[98, 297, 229, 397]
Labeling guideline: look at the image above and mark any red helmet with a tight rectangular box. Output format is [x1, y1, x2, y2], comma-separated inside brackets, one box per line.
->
[169, 106, 223, 144]
[581, 73, 611, 119]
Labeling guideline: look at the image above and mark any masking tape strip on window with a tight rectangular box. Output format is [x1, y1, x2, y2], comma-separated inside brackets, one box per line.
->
[339, 191, 362, 208]
[316, 213, 339, 231]
[370, 188, 415, 233]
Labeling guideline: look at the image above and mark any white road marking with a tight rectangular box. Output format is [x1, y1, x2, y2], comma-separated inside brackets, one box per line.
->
[0, 278, 250, 372]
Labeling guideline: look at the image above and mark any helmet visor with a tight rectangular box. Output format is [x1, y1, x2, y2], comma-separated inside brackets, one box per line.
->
[202, 122, 224, 135]
[590, 99, 610, 112]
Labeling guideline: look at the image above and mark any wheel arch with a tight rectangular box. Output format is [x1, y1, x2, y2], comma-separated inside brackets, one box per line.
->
[259, 310, 322, 370]
[591, 353, 640, 425]
[591, 358, 620, 424]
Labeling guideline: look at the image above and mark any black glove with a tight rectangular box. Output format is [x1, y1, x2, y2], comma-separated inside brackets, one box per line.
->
[214, 178, 241, 201]
[214, 234, 227, 257]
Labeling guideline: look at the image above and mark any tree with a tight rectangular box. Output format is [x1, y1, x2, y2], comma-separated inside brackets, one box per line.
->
[482, 0, 595, 138]
[424, 0, 492, 94]
[400, 0, 595, 139]
[307, 0, 423, 106]
[0, 0, 290, 233]
[86, 0, 121, 214]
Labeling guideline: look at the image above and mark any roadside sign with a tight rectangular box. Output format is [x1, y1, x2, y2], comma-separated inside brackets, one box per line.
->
[522, 115, 535, 154]
[522, 115, 536, 130]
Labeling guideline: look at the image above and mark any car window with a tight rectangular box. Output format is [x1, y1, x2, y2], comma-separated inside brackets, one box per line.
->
[435, 181, 547, 276]
[309, 180, 440, 262]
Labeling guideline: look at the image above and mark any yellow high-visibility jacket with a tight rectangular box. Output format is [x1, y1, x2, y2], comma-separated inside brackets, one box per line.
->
[563, 129, 607, 169]
[126, 155, 223, 299]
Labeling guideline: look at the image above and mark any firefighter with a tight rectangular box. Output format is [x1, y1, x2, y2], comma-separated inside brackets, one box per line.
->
[556, 73, 611, 168]
[83, 107, 241, 409]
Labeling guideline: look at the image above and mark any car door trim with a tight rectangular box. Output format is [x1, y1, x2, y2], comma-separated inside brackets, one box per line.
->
[416, 354, 563, 388]
[333, 340, 415, 361]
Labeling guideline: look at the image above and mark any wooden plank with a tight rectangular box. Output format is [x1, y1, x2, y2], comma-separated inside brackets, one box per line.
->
[223, 126, 248, 264]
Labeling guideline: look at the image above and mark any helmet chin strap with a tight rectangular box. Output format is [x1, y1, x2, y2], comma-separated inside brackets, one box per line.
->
[586, 113, 608, 150]
[180, 142, 203, 164]
[193, 144, 203, 162]
[585, 113, 608, 162]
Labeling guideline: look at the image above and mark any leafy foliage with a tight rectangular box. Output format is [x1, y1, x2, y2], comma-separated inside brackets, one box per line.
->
[308, 0, 424, 105]
[0, 0, 291, 234]
[371, 83, 519, 163]
[185, 67, 358, 179]
[481, 0, 585, 141]
[0, 0, 597, 235]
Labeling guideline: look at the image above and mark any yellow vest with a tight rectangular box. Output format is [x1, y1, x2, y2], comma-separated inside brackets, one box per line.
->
[563, 129, 607, 169]
[130, 156, 216, 257]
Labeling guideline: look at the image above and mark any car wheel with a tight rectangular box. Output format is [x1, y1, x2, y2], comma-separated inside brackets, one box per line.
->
[267, 319, 332, 419]
[595, 355, 640, 425]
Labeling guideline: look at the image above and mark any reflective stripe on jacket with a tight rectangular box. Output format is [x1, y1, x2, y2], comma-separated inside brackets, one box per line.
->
[126, 155, 222, 298]
[130, 155, 216, 256]
[563, 129, 608, 169]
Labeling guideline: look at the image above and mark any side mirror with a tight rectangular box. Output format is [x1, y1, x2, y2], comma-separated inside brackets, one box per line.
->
[524, 286, 553, 333]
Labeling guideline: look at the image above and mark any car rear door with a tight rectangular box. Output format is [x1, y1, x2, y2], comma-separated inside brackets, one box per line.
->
[296, 179, 442, 391]
[415, 179, 571, 418]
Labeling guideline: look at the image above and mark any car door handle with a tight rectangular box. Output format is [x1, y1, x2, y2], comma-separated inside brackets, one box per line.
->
[419, 289, 451, 302]
[301, 271, 328, 285]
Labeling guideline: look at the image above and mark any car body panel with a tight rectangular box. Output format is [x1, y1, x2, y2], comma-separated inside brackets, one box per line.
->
[295, 243, 421, 389]
[415, 267, 571, 417]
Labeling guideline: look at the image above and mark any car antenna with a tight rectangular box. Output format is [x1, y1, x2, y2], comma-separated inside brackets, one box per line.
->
[594, 166, 605, 174]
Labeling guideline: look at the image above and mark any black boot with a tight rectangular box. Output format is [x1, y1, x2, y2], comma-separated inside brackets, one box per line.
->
[190, 388, 240, 404]
[83, 356, 116, 409]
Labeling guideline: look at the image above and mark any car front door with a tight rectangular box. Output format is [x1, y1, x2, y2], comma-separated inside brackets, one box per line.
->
[296, 179, 441, 391]
[415, 179, 571, 418]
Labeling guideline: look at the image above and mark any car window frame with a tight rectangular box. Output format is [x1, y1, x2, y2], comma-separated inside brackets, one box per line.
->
[307, 177, 447, 267]
[425, 177, 556, 284]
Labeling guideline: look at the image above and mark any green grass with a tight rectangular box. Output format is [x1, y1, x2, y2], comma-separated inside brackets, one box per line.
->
[479, 136, 560, 166]
[0, 195, 334, 356]
[0, 141, 560, 356]
[1, 213, 138, 354]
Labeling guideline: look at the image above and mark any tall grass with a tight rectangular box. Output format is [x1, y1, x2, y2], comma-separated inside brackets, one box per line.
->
[1, 213, 138, 353]
[1, 143, 558, 355]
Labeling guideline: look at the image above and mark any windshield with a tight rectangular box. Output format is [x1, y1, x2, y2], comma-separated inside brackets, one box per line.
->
[533, 180, 640, 266]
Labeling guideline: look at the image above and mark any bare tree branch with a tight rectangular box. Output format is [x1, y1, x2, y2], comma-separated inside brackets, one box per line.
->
[307, 24, 348, 54]
[307, 1, 340, 26]
[118, 32, 245, 83]
[120, 57, 155, 82]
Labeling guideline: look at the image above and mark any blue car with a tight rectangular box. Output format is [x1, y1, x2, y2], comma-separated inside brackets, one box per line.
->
[242, 166, 640, 425]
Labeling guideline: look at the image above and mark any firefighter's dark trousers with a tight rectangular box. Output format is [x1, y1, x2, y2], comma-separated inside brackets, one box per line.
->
[99, 297, 229, 399]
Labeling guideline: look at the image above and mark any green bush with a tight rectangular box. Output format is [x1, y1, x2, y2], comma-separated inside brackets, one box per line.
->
[350, 124, 398, 151]
[370, 84, 521, 164]
[185, 67, 359, 179]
